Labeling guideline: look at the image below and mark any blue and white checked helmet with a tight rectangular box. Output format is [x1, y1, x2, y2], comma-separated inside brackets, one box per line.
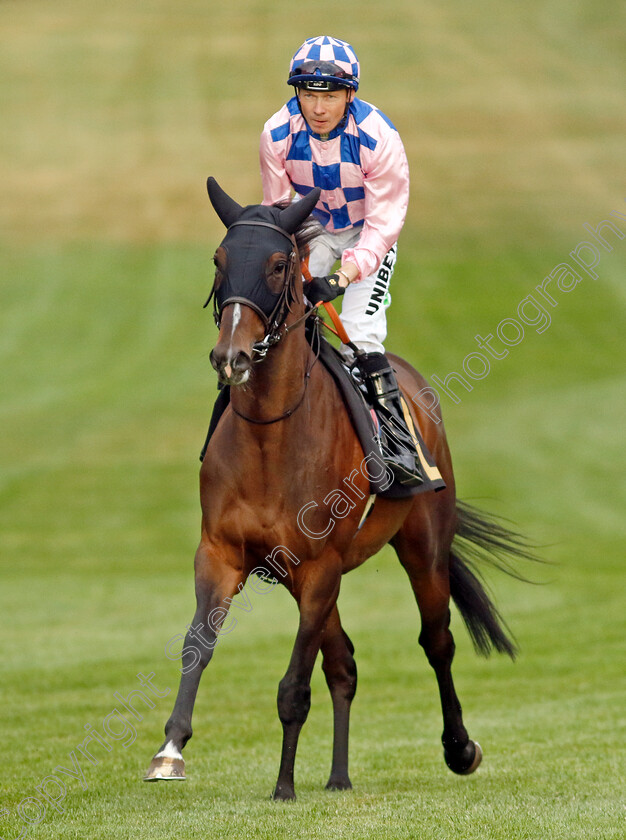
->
[288, 36, 360, 91]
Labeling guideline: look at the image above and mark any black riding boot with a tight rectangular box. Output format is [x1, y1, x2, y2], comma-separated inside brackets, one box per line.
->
[354, 352, 423, 487]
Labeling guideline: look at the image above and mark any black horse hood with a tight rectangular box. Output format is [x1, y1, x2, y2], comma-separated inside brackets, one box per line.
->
[206, 178, 321, 323]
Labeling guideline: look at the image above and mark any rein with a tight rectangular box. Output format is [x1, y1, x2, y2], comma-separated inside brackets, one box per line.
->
[230, 315, 321, 425]
[300, 260, 358, 352]
[230, 368, 312, 425]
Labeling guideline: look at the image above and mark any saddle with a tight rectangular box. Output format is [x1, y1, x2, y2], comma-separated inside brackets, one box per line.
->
[310, 328, 445, 499]
[200, 319, 445, 500]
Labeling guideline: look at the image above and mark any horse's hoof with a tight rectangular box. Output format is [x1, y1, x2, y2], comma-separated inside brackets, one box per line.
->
[444, 740, 482, 775]
[272, 784, 296, 801]
[143, 755, 186, 781]
[325, 776, 352, 791]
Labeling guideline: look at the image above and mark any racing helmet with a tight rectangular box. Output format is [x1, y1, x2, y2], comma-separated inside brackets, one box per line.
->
[288, 36, 360, 91]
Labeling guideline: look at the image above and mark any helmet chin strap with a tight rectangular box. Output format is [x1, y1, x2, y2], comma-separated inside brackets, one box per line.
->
[341, 94, 353, 126]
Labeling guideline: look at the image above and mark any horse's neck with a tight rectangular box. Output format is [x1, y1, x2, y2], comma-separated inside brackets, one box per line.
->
[231, 314, 312, 424]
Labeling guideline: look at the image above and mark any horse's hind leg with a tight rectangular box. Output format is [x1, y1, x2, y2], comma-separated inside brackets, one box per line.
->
[320, 605, 357, 791]
[393, 520, 482, 776]
[144, 538, 243, 781]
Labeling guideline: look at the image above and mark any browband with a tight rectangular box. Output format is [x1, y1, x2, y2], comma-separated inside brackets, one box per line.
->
[227, 220, 295, 250]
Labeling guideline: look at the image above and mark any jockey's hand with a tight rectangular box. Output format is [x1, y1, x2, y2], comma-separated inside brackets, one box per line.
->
[305, 274, 346, 304]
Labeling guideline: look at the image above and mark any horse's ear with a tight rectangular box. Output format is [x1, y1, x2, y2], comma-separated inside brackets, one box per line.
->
[278, 188, 321, 234]
[206, 177, 244, 228]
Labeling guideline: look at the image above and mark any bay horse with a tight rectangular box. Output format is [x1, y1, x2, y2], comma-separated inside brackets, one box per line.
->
[144, 178, 531, 799]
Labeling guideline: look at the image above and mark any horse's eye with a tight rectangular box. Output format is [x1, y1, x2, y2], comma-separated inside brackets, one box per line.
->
[212, 262, 223, 289]
[266, 257, 288, 294]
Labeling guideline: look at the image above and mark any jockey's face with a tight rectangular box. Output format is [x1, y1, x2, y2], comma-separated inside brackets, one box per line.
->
[297, 88, 353, 135]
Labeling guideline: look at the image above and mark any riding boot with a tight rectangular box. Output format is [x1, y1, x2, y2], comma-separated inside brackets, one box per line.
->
[354, 352, 423, 487]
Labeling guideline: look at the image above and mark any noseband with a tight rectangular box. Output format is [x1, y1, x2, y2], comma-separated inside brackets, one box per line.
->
[204, 219, 301, 360]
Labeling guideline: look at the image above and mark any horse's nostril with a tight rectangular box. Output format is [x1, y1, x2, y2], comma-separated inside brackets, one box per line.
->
[209, 349, 220, 371]
[210, 347, 230, 373]
[233, 351, 251, 373]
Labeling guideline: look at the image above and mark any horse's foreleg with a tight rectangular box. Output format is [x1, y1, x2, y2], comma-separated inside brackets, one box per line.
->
[144, 539, 243, 781]
[320, 605, 357, 791]
[273, 564, 341, 801]
[394, 533, 482, 776]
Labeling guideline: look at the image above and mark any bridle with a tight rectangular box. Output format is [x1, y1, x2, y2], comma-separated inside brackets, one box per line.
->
[204, 219, 312, 361]
[204, 218, 320, 425]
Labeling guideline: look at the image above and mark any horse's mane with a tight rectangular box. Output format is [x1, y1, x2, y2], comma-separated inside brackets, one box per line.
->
[272, 200, 323, 257]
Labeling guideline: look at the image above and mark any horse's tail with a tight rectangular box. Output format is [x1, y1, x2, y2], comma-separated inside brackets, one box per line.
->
[449, 501, 539, 660]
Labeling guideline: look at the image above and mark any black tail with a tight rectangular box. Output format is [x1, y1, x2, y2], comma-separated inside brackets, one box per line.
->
[449, 502, 540, 660]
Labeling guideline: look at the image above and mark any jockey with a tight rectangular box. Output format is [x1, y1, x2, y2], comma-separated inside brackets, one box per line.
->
[260, 35, 422, 486]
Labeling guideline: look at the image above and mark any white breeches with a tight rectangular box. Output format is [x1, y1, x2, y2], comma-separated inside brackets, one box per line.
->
[306, 226, 397, 357]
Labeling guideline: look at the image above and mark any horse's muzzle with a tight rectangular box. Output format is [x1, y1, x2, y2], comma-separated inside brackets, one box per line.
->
[210, 301, 265, 386]
[210, 346, 252, 386]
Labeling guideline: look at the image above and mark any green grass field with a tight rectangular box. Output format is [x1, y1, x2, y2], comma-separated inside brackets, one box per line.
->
[1, 2, 625, 838]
